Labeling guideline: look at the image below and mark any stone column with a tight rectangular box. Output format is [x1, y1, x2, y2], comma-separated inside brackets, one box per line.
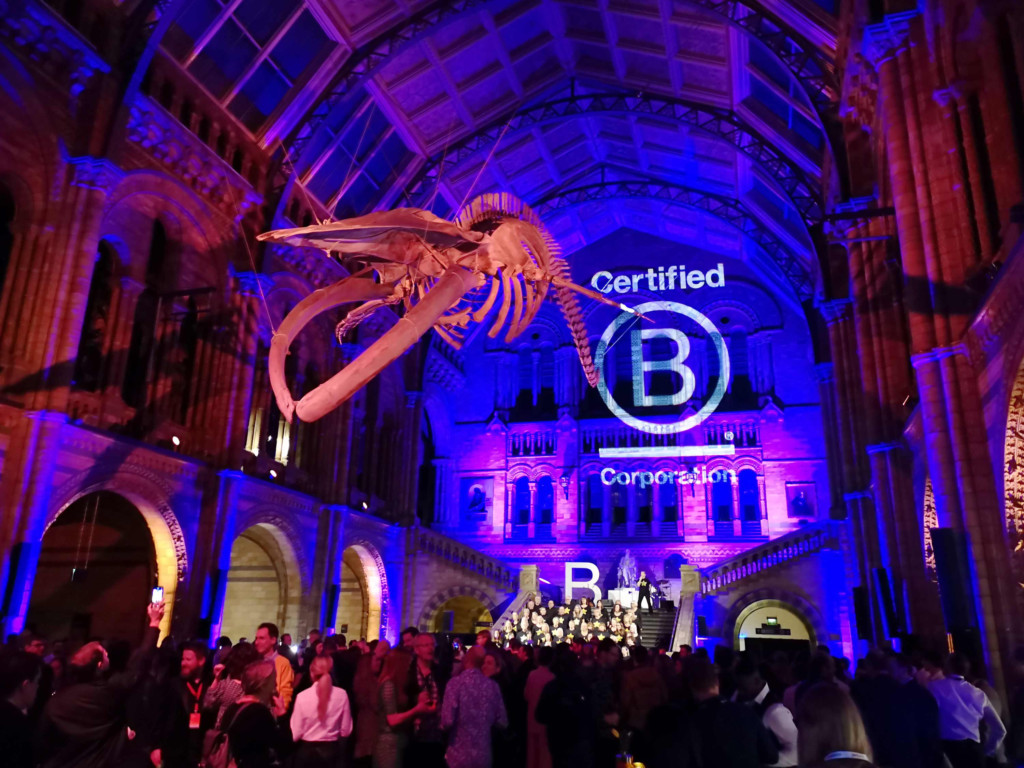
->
[528, 480, 538, 538]
[757, 474, 768, 536]
[34, 158, 121, 413]
[670, 566, 701, 650]
[0, 411, 68, 637]
[731, 474, 742, 537]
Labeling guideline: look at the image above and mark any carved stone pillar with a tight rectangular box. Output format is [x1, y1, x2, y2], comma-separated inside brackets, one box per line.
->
[731, 474, 742, 537]
[34, 158, 122, 413]
[528, 480, 538, 537]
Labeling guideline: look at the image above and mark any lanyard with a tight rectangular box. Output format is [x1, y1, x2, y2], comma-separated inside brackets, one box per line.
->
[187, 682, 203, 712]
[825, 752, 870, 762]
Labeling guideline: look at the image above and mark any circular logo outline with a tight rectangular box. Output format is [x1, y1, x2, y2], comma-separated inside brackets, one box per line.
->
[595, 301, 730, 435]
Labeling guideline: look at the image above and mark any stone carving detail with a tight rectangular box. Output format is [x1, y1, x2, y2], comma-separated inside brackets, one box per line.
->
[126, 99, 262, 217]
[922, 480, 938, 585]
[67, 156, 124, 192]
[265, 242, 345, 290]
[349, 538, 390, 638]
[0, 0, 109, 98]
[1005, 373, 1024, 587]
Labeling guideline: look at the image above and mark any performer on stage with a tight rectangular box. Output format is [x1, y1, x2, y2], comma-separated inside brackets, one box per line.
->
[637, 570, 654, 614]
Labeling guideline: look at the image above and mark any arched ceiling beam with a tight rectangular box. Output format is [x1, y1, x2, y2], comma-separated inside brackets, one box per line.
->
[532, 179, 816, 301]
[398, 89, 824, 222]
[284, 0, 837, 171]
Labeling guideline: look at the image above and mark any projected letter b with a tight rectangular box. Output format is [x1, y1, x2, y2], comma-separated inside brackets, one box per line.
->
[630, 328, 696, 407]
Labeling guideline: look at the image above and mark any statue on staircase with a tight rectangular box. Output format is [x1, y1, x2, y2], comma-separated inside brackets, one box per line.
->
[617, 549, 638, 588]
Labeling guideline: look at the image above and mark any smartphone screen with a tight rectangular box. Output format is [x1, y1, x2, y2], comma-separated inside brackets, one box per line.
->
[151, 586, 164, 604]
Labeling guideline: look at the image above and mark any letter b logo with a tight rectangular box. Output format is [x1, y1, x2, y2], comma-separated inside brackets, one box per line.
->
[630, 328, 696, 407]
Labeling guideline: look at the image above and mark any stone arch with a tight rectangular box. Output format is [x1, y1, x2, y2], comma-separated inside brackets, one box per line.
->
[102, 171, 226, 290]
[46, 466, 188, 639]
[233, 505, 311, 589]
[724, 588, 828, 650]
[417, 584, 497, 633]
[221, 519, 304, 641]
[1003, 358, 1024, 585]
[336, 539, 389, 641]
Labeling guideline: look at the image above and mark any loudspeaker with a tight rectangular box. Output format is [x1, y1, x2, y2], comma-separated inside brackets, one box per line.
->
[872, 567, 898, 636]
[853, 586, 872, 640]
[324, 583, 341, 629]
[697, 616, 708, 636]
[442, 611, 454, 632]
[930, 528, 977, 631]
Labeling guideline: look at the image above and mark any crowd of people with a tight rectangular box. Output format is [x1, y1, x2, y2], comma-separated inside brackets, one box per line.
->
[499, 595, 642, 647]
[2, 598, 1024, 768]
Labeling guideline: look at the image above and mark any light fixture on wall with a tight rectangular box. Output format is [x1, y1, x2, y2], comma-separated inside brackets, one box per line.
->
[361, 501, 368, 510]
[559, 474, 571, 500]
[171, 435, 181, 447]
[269, 469, 278, 479]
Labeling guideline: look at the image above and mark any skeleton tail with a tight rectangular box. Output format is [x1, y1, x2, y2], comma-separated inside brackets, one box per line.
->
[551, 258, 599, 388]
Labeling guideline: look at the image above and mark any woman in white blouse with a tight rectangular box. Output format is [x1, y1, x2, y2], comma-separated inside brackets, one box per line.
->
[290, 655, 354, 768]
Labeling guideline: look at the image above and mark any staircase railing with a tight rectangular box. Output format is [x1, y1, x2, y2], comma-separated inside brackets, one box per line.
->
[409, 525, 519, 593]
[700, 520, 841, 595]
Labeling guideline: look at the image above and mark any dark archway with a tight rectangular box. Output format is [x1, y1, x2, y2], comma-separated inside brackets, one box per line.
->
[27, 492, 155, 646]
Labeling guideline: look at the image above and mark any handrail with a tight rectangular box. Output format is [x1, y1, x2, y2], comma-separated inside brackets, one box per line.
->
[699, 520, 840, 594]
[409, 525, 518, 592]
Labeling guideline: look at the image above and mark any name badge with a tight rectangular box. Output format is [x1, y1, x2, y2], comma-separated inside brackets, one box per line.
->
[189, 712, 201, 729]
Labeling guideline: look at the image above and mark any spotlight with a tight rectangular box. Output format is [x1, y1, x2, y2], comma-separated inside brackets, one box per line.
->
[171, 435, 181, 447]
[269, 469, 278, 479]
[361, 501, 368, 510]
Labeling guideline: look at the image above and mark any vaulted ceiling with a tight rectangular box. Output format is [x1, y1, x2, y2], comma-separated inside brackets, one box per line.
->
[162, 0, 839, 301]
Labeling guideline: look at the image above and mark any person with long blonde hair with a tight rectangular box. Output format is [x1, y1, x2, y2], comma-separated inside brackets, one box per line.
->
[290, 655, 353, 768]
[796, 683, 878, 767]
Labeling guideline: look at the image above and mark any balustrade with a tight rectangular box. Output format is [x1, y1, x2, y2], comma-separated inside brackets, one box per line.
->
[412, 526, 518, 591]
[699, 520, 838, 594]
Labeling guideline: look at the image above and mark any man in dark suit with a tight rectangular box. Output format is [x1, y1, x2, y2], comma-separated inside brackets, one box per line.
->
[637, 571, 654, 615]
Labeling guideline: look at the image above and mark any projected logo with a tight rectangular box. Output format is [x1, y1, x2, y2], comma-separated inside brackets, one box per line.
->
[595, 301, 730, 438]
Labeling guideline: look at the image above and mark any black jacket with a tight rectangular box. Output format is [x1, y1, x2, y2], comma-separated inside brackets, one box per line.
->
[35, 627, 158, 768]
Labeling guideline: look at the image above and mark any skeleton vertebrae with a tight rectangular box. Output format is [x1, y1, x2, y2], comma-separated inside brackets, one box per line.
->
[256, 193, 620, 424]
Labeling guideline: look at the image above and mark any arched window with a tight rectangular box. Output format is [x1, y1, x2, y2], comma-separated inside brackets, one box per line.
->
[74, 242, 116, 392]
[122, 221, 166, 408]
[537, 346, 555, 416]
[637, 480, 652, 525]
[537, 476, 554, 525]
[730, 330, 753, 406]
[587, 474, 603, 527]
[664, 553, 685, 579]
[711, 470, 733, 536]
[739, 468, 761, 535]
[612, 481, 627, 528]
[513, 477, 531, 526]
[661, 479, 678, 524]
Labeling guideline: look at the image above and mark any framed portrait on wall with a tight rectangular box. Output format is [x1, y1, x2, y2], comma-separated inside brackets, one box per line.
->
[785, 482, 816, 519]
[460, 477, 493, 522]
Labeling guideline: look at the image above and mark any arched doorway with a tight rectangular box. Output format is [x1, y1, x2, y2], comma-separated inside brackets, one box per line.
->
[734, 599, 814, 661]
[221, 524, 302, 642]
[27, 492, 156, 646]
[431, 595, 492, 634]
[335, 544, 383, 641]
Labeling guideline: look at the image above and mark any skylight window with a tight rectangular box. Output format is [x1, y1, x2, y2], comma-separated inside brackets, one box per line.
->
[167, 1, 334, 135]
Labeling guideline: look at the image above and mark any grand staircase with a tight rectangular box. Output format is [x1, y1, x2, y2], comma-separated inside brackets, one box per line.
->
[637, 605, 676, 648]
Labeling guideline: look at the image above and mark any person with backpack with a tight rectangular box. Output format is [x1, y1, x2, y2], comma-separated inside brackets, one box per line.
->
[204, 661, 287, 768]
